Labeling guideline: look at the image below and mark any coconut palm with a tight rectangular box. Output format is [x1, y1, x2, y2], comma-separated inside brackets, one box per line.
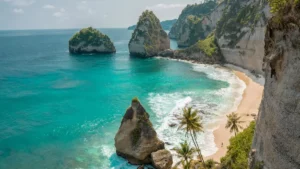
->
[173, 140, 196, 164]
[226, 112, 244, 136]
[177, 107, 206, 169]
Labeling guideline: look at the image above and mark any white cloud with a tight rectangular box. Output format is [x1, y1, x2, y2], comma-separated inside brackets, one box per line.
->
[76, 1, 95, 15]
[4, 0, 35, 6]
[43, 4, 55, 9]
[53, 8, 66, 17]
[13, 8, 24, 14]
[146, 4, 187, 10]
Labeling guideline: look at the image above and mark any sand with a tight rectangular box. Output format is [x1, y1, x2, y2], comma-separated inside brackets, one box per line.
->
[204, 70, 264, 162]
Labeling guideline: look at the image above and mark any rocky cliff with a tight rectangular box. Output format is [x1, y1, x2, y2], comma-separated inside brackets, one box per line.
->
[128, 10, 170, 57]
[159, 32, 222, 64]
[115, 98, 172, 167]
[169, 1, 220, 47]
[216, 0, 271, 74]
[250, 2, 300, 169]
[69, 27, 116, 54]
[128, 19, 177, 31]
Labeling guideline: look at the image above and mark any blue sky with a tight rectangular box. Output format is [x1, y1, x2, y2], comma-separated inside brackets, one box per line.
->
[0, 0, 201, 30]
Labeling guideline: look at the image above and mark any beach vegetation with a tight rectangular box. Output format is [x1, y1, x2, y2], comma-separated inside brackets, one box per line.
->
[177, 107, 207, 169]
[225, 112, 244, 136]
[173, 140, 196, 168]
[220, 121, 256, 169]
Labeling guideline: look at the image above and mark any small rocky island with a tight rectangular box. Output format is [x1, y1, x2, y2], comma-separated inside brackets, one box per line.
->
[115, 98, 172, 169]
[128, 10, 170, 57]
[69, 27, 116, 54]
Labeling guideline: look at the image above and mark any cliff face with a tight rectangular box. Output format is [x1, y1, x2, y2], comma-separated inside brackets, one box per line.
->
[169, 1, 219, 47]
[128, 10, 170, 57]
[128, 19, 177, 31]
[216, 0, 271, 74]
[159, 33, 222, 64]
[115, 98, 171, 166]
[69, 27, 116, 54]
[250, 2, 300, 168]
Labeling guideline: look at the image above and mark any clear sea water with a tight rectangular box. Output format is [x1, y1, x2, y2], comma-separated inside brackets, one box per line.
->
[0, 29, 245, 169]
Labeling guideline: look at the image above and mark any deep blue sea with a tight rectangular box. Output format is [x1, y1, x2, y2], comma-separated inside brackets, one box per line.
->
[0, 28, 245, 169]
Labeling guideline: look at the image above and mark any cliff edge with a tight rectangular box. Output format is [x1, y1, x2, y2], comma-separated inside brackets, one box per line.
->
[250, 1, 300, 169]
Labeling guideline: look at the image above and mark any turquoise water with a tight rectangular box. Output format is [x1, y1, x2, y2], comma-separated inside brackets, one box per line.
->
[0, 29, 245, 169]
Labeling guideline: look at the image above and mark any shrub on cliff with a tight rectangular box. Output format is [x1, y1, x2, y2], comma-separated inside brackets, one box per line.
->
[220, 121, 256, 169]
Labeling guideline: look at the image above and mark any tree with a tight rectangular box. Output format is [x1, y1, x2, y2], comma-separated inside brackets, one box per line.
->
[173, 140, 196, 165]
[177, 107, 206, 169]
[225, 112, 244, 136]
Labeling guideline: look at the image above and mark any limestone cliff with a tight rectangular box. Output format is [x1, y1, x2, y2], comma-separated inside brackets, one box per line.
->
[69, 27, 116, 54]
[115, 98, 171, 166]
[159, 33, 222, 64]
[169, 1, 220, 47]
[128, 10, 170, 57]
[216, 0, 271, 74]
[250, 2, 300, 169]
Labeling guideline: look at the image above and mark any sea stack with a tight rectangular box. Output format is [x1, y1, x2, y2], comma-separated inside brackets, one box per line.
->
[69, 27, 116, 54]
[114, 98, 172, 168]
[128, 10, 170, 57]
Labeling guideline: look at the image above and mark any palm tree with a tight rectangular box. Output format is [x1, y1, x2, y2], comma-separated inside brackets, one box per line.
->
[225, 112, 244, 136]
[173, 140, 196, 164]
[177, 107, 206, 169]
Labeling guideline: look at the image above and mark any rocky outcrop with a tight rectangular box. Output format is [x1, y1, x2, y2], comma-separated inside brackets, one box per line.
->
[115, 98, 172, 166]
[151, 150, 173, 169]
[69, 27, 116, 54]
[169, 1, 225, 47]
[250, 2, 300, 169]
[216, 0, 271, 74]
[159, 33, 222, 64]
[128, 10, 170, 57]
[128, 19, 177, 31]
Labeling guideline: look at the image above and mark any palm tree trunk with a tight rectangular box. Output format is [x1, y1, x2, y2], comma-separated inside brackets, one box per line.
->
[189, 131, 207, 169]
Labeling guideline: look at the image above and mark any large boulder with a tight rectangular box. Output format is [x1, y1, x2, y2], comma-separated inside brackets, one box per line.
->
[114, 98, 165, 165]
[69, 27, 116, 54]
[151, 150, 173, 169]
[128, 10, 170, 57]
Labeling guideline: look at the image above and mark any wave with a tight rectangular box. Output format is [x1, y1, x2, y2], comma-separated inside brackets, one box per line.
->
[147, 63, 246, 162]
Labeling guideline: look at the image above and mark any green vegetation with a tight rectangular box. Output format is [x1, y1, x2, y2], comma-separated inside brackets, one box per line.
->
[225, 112, 245, 136]
[177, 107, 206, 169]
[220, 121, 256, 169]
[178, 32, 218, 57]
[128, 19, 177, 30]
[173, 141, 196, 164]
[268, 0, 299, 13]
[69, 27, 115, 50]
[216, 0, 266, 47]
[132, 97, 139, 103]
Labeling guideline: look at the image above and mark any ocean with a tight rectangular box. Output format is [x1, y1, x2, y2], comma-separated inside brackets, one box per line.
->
[0, 28, 245, 169]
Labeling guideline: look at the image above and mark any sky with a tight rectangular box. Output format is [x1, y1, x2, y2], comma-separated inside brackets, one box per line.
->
[0, 0, 202, 30]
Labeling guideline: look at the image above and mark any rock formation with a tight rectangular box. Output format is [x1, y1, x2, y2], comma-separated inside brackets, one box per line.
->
[216, 0, 271, 74]
[128, 19, 177, 31]
[151, 150, 173, 169]
[128, 10, 170, 57]
[69, 27, 116, 54]
[159, 33, 222, 64]
[169, 1, 222, 47]
[115, 98, 172, 168]
[250, 2, 300, 169]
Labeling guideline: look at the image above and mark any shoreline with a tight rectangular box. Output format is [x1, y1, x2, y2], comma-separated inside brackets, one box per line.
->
[155, 56, 264, 162]
[204, 69, 264, 162]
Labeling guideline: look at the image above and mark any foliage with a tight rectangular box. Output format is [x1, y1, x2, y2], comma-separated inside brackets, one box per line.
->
[128, 19, 177, 30]
[69, 27, 114, 50]
[177, 107, 206, 169]
[215, 0, 266, 47]
[132, 97, 139, 103]
[173, 141, 196, 163]
[225, 112, 244, 136]
[205, 159, 217, 169]
[220, 121, 256, 169]
[178, 32, 218, 57]
[268, 0, 299, 13]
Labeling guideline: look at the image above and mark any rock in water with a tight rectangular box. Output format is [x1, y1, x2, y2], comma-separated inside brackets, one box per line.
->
[151, 150, 173, 169]
[114, 98, 165, 164]
[69, 27, 116, 54]
[128, 10, 170, 57]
